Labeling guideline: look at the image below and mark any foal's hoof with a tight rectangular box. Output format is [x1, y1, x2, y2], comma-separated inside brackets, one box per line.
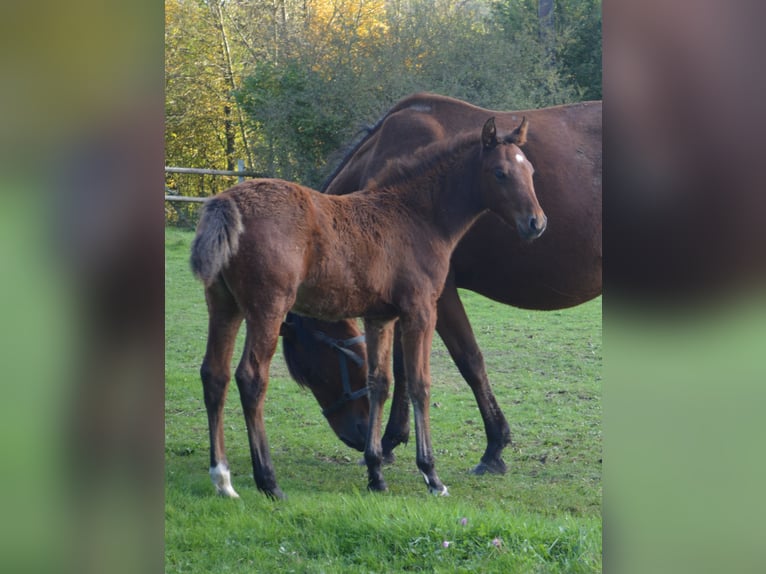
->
[429, 484, 449, 496]
[216, 487, 240, 499]
[210, 465, 240, 498]
[367, 479, 388, 493]
[422, 473, 449, 496]
[471, 458, 508, 475]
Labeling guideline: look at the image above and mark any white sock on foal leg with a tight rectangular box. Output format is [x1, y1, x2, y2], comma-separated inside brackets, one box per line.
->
[210, 463, 239, 498]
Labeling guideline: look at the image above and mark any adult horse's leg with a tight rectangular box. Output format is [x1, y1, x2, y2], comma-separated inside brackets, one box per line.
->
[400, 307, 448, 496]
[235, 310, 286, 499]
[436, 279, 511, 475]
[363, 319, 395, 492]
[381, 322, 410, 462]
[201, 279, 244, 497]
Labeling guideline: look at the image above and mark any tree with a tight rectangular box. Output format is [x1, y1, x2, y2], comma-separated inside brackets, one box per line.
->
[236, 58, 351, 186]
[207, 0, 253, 170]
[491, 0, 601, 101]
[556, 0, 601, 100]
[165, 0, 255, 176]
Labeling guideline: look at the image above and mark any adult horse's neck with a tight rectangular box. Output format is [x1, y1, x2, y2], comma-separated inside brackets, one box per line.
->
[370, 134, 486, 247]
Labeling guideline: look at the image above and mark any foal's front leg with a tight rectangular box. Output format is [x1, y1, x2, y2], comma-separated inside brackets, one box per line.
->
[400, 307, 448, 496]
[363, 319, 395, 492]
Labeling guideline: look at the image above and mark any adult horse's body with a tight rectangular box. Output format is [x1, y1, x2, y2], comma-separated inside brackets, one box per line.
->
[288, 93, 602, 474]
[191, 118, 545, 498]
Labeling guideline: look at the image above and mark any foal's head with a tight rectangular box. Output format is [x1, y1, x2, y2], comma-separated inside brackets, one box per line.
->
[281, 315, 369, 451]
[479, 117, 547, 240]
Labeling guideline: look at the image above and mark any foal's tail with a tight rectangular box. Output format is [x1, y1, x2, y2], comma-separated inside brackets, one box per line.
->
[190, 195, 244, 286]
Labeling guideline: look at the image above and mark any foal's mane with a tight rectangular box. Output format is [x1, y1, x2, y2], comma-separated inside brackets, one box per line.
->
[368, 131, 480, 192]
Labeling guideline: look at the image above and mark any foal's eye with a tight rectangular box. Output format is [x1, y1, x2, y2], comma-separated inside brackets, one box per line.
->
[494, 169, 507, 181]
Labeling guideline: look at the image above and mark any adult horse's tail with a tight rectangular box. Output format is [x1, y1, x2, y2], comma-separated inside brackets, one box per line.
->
[190, 195, 244, 286]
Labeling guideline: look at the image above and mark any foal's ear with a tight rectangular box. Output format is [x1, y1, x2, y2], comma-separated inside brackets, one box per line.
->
[482, 117, 498, 149]
[506, 116, 529, 146]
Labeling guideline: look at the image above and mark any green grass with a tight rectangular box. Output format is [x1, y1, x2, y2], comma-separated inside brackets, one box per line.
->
[165, 227, 602, 572]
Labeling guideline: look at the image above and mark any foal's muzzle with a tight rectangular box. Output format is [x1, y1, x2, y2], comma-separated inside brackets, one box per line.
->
[513, 212, 547, 241]
[528, 214, 547, 238]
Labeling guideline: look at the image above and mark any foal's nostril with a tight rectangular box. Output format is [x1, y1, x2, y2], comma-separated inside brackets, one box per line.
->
[530, 215, 547, 235]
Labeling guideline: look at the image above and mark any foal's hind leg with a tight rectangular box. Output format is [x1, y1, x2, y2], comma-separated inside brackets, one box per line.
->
[235, 308, 287, 499]
[436, 281, 511, 475]
[201, 279, 244, 497]
[363, 319, 395, 492]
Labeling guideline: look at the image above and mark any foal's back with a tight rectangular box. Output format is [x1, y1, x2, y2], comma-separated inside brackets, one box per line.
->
[220, 178, 440, 322]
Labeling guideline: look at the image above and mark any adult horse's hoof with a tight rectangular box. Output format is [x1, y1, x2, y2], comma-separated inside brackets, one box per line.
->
[263, 486, 287, 500]
[470, 458, 507, 475]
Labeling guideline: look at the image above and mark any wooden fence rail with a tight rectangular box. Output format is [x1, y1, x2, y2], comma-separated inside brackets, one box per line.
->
[165, 160, 264, 203]
[165, 166, 264, 178]
[164, 195, 207, 203]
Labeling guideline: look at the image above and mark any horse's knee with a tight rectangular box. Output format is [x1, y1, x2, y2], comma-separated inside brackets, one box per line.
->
[401, 306, 436, 334]
[407, 380, 430, 406]
[367, 374, 390, 402]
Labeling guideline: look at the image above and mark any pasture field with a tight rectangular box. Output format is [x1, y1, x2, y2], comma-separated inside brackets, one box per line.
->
[165, 227, 602, 572]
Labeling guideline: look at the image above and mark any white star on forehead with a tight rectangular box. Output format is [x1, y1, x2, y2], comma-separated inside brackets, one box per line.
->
[515, 153, 524, 163]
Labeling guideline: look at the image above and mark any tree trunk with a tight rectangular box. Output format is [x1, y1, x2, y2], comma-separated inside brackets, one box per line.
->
[213, 1, 254, 169]
[223, 104, 235, 171]
[538, 0, 554, 31]
[538, 0, 556, 64]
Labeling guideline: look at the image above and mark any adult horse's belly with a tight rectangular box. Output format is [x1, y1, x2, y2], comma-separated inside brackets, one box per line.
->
[451, 211, 602, 311]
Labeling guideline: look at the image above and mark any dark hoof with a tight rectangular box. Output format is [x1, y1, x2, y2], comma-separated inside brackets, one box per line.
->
[262, 486, 287, 500]
[367, 479, 388, 493]
[470, 458, 507, 475]
[428, 483, 449, 496]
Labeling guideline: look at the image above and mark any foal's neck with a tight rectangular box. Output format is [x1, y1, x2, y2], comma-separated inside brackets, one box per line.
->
[371, 135, 486, 246]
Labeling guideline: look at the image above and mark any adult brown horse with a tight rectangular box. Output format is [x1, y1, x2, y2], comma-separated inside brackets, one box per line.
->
[191, 117, 545, 498]
[280, 316, 369, 450]
[286, 93, 602, 475]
